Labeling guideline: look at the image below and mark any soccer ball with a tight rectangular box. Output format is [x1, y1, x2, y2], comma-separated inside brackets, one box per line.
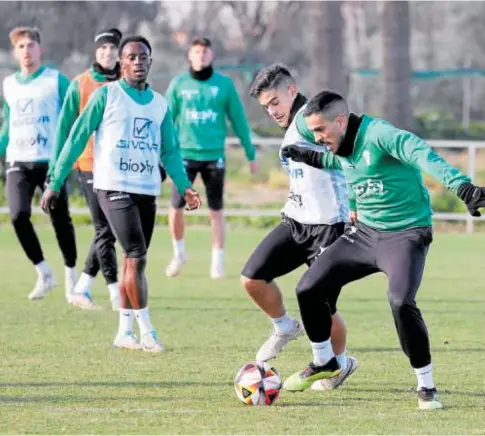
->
[234, 360, 282, 406]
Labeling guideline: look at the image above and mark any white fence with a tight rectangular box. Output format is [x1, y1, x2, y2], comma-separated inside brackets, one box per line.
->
[1, 138, 485, 232]
[230, 137, 485, 234]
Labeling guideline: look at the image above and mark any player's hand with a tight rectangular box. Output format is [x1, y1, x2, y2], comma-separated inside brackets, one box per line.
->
[349, 210, 358, 225]
[184, 188, 201, 211]
[281, 145, 324, 169]
[40, 189, 60, 214]
[457, 182, 485, 217]
[249, 160, 259, 175]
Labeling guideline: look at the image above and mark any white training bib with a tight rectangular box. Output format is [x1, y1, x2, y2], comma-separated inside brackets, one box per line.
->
[3, 68, 61, 163]
[280, 105, 349, 225]
[93, 82, 166, 196]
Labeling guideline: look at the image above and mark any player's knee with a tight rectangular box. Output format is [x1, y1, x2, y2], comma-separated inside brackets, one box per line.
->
[388, 292, 415, 314]
[240, 275, 265, 295]
[125, 252, 147, 268]
[10, 209, 30, 227]
[295, 277, 316, 297]
[207, 194, 223, 211]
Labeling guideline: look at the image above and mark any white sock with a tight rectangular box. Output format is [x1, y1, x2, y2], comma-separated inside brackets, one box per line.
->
[211, 248, 224, 268]
[108, 283, 120, 301]
[271, 312, 296, 335]
[134, 307, 154, 336]
[74, 272, 94, 294]
[34, 260, 51, 277]
[65, 266, 77, 282]
[118, 309, 135, 335]
[335, 349, 348, 371]
[311, 339, 334, 367]
[173, 239, 185, 257]
[414, 363, 435, 390]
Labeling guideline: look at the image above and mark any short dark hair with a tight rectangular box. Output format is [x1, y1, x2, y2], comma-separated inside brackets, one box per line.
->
[249, 63, 294, 98]
[119, 35, 152, 56]
[303, 91, 347, 118]
[191, 37, 211, 48]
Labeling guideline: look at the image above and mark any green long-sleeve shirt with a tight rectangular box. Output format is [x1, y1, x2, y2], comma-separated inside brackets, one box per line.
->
[317, 115, 471, 231]
[165, 71, 256, 161]
[48, 67, 109, 177]
[0, 65, 70, 157]
[49, 79, 191, 195]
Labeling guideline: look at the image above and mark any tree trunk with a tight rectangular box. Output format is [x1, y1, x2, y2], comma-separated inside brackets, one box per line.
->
[382, 1, 413, 131]
[310, 1, 347, 97]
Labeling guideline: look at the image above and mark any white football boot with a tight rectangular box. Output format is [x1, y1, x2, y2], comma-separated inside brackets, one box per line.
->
[256, 320, 305, 361]
[141, 330, 165, 353]
[70, 292, 102, 310]
[165, 253, 188, 277]
[113, 331, 142, 350]
[28, 273, 57, 300]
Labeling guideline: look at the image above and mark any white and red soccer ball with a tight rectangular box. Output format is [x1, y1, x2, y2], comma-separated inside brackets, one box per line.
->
[234, 360, 282, 406]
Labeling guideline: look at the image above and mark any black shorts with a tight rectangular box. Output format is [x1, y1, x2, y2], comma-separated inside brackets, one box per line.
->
[97, 190, 156, 258]
[171, 158, 225, 210]
[242, 215, 345, 281]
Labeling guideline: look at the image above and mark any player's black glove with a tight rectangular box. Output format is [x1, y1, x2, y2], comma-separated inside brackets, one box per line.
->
[281, 145, 324, 169]
[159, 165, 167, 182]
[457, 182, 485, 217]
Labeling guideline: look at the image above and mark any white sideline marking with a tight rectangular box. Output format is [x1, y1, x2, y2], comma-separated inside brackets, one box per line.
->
[44, 406, 202, 414]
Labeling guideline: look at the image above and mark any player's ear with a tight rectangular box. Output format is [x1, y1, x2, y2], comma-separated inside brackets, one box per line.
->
[336, 113, 348, 131]
[288, 83, 297, 98]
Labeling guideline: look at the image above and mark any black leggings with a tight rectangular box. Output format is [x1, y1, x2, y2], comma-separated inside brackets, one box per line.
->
[6, 161, 77, 267]
[296, 222, 433, 369]
[78, 171, 117, 284]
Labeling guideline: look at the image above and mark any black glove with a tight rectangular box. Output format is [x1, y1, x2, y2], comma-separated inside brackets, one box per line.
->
[281, 145, 324, 169]
[457, 182, 485, 217]
[159, 165, 167, 182]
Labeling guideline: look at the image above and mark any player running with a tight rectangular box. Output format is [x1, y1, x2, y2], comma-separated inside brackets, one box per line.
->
[281, 90, 485, 409]
[41, 36, 201, 352]
[165, 37, 258, 279]
[0, 26, 77, 301]
[242, 64, 357, 390]
[48, 28, 123, 310]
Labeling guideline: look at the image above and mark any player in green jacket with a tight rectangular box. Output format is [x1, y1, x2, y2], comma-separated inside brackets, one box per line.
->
[279, 91, 485, 410]
[164, 37, 258, 280]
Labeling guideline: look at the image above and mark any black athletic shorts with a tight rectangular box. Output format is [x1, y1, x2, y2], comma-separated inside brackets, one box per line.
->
[171, 158, 225, 210]
[242, 214, 345, 282]
[97, 189, 156, 258]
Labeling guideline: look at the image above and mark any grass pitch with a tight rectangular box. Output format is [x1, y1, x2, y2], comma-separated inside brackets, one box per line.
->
[0, 225, 484, 434]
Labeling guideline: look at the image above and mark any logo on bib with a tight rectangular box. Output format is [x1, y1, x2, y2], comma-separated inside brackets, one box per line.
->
[119, 158, 154, 175]
[132, 117, 152, 139]
[15, 134, 48, 149]
[116, 118, 158, 151]
[13, 98, 50, 127]
[17, 98, 33, 116]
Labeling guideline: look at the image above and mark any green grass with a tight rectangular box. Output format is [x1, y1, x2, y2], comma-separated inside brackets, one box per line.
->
[0, 226, 484, 434]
